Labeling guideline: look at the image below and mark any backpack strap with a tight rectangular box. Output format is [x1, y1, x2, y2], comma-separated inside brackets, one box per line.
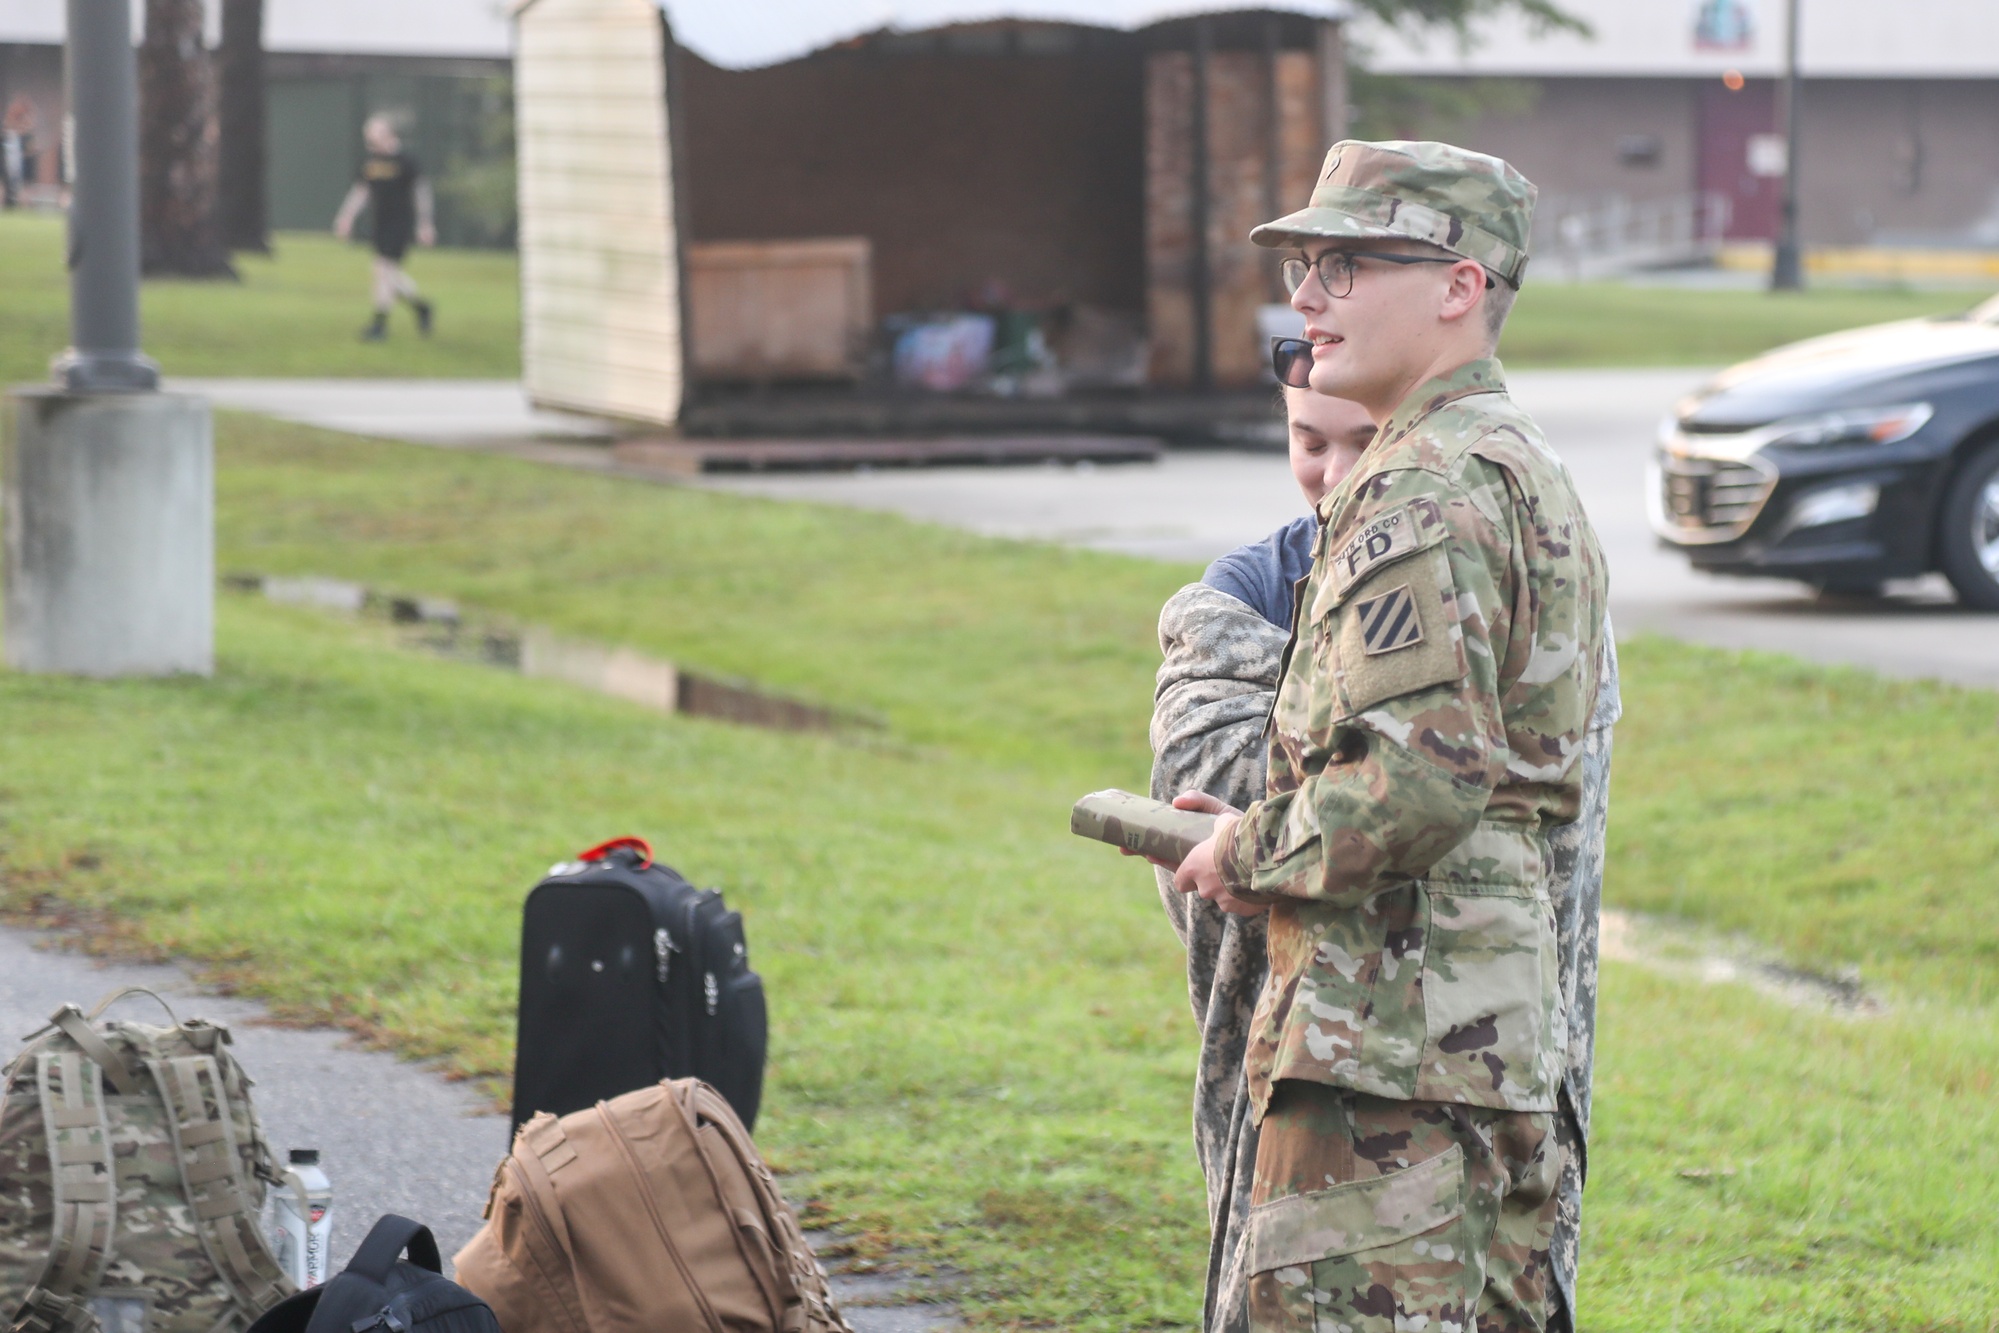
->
[344, 1215, 441, 1281]
[9, 1054, 118, 1333]
[509, 1114, 580, 1263]
[84, 988, 181, 1026]
[295, 1217, 437, 1333]
[676, 1083, 854, 1333]
[144, 1055, 293, 1326]
[49, 1006, 141, 1097]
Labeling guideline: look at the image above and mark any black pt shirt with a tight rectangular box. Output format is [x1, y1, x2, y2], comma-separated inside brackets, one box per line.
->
[360, 150, 419, 257]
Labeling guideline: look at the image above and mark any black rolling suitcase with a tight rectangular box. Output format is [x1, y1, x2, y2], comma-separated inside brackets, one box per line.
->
[510, 836, 767, 1134]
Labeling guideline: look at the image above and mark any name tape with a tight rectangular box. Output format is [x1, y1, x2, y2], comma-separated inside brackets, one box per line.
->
[1332, 502, 1431, 597]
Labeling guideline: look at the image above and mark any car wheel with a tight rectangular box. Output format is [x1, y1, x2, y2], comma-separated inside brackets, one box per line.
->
[1938, 441, 1999, 611]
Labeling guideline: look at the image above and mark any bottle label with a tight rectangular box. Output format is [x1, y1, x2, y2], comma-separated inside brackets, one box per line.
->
[304, 1208, 331, 1286]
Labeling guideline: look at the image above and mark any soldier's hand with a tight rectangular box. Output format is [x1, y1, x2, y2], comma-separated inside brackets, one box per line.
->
[1120, 791, 1242, 870]
[1169, 791, 1239, 817]
[1172, 812, 1267, 916]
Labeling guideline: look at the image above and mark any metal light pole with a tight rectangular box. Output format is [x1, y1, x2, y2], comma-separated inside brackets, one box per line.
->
[52, 0, 159, 390]
[3, 0, 214, 677]
[1771, 0, 1804, 291]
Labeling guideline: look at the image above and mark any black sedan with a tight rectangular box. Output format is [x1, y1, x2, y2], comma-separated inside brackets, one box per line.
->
[1652, 292, 1999, 609]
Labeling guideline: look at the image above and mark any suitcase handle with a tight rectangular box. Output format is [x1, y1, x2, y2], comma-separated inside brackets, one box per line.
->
[575, 835, 653, 869]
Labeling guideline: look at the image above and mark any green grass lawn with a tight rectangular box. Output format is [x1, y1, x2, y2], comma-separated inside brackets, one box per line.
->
[1, 413, 1995, 1326]
[1608, 648, 1999, 1009]
[1499, 280, 1984, 367]
[0, 212, 520, 383]
[3, 208, 1985, 382]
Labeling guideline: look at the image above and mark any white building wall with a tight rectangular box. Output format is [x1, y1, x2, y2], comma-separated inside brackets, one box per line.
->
[514, 0, 684, 426]
[1357, 0, 1999, 80]
[0, 0, 512, 55]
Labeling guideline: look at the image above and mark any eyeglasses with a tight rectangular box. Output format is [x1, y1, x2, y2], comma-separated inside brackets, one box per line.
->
[1280, 250, 1472, 299]
[1270, 337, 1314, 388]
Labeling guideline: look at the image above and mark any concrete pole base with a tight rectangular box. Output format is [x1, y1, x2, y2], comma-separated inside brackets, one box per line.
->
[4, 388, 214, 676]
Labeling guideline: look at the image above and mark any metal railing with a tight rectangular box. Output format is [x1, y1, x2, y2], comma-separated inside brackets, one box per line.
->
[1536, 192, 1733, 281]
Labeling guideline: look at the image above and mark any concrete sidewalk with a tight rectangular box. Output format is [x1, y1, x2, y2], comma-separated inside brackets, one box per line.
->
[174, 379, 612, 446]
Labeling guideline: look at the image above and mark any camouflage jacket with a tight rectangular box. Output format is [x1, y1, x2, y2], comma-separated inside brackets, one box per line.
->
[1217, 357, 1608, 1116]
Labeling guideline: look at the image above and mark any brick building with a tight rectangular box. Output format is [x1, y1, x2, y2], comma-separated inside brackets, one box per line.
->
[1357, 0, 1999, 251]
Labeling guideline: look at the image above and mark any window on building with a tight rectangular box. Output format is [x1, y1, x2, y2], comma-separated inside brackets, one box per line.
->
[1617, 134, 1662, 168]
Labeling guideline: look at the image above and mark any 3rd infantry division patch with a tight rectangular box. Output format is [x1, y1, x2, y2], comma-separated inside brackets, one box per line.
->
[1356, 583, 1424, 655]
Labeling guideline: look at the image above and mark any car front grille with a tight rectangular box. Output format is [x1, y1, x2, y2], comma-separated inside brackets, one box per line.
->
[1654, 451, 1777, 544]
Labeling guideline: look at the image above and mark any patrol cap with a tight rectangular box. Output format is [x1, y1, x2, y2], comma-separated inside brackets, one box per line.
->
[1249, 139, 1538, 288]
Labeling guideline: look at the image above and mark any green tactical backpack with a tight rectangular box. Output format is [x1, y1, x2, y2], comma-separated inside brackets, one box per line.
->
[0, 989, 298, 1333]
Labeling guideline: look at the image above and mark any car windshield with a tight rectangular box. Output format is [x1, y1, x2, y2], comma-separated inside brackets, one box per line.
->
[1971, 291, 1999, 324]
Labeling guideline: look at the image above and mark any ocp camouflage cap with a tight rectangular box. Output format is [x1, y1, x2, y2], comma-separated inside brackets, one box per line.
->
[1249, 139, 1538, 287]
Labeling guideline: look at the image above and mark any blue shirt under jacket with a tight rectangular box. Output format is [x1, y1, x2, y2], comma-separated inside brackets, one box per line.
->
[1200, 514, 1319, 631]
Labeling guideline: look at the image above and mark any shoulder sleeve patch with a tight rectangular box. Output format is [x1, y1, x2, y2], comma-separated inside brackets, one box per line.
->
[1353, 584, 1424, 656]
[1329, 500, 1445, 600]
[1338, 548, 1466, 715]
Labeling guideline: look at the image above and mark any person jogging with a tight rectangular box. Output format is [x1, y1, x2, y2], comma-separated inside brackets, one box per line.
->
[332, 114, 436, 342]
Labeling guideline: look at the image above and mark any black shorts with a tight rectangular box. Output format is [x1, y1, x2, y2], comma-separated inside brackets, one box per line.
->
[373, 227, 412, 262]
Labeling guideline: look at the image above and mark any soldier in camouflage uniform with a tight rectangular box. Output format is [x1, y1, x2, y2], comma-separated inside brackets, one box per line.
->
[1168, 140, 1609, 1333]
[1150, 562, 1618, 1332]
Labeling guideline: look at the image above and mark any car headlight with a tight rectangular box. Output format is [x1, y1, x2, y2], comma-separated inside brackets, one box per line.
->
[1763, 402, 1933, 449]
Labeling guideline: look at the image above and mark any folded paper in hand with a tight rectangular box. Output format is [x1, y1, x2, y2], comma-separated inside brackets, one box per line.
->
[1070, 789, 1218, 866]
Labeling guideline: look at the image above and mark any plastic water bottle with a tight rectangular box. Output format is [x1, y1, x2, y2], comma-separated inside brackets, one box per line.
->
[272, 1149, 333, 1288]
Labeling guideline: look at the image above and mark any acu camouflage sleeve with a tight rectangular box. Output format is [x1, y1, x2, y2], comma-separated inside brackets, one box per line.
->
[1217, 461, 1518, 905]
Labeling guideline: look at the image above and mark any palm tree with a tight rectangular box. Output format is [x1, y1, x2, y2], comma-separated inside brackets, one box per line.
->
[217, 0, 267, 253]
[139, 0, 234, 276]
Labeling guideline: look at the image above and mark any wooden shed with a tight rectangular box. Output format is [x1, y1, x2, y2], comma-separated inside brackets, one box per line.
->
[511, 0, 1351, 430]
[512, 0, 686, 424]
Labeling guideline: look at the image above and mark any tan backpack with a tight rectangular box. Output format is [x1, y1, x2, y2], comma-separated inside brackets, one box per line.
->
[452, 1079, 852, 1333]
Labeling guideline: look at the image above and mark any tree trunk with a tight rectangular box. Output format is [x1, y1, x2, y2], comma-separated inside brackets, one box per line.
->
[139, 0, 235, 277]
[216, 0, 267, 253]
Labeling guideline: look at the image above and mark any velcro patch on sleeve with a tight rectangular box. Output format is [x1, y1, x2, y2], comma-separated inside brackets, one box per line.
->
[1331, 502, 1436, 595]
[1354, 584, 1423, 655]
[1338, 549, 1465, 714]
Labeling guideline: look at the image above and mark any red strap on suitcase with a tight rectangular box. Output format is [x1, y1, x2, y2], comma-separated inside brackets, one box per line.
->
[574, 836, 653, 869]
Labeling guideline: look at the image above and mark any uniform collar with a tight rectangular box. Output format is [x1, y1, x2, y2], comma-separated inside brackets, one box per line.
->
[1315, 356, 1509, 524]
[1377, 356, 1509, 448]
